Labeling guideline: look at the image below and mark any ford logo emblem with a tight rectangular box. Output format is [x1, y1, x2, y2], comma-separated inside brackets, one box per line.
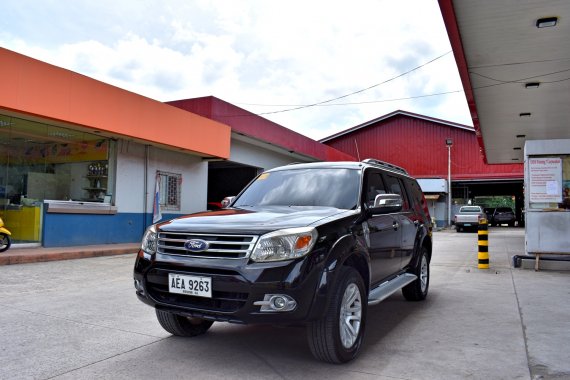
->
[184, 239, 209, 252]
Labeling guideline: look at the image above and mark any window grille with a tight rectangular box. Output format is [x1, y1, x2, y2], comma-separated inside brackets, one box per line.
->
[157, 171, 181, 211]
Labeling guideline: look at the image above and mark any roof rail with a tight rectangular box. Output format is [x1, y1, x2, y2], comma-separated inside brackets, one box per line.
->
[361, 158, 408, 175]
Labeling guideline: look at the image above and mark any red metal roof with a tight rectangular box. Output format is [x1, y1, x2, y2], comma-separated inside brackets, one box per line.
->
[322, 111, 523, 181]
[167, 96, 356, 162]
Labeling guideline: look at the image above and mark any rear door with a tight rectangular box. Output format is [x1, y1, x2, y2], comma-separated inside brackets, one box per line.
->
[382, 174, 417, 269]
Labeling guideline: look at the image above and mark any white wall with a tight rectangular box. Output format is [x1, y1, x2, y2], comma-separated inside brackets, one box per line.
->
[115, 141, 208, 214]
[230, 138, 308, 170]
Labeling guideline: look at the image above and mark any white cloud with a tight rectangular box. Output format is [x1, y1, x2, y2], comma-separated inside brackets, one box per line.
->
[0, 0, 472, 140]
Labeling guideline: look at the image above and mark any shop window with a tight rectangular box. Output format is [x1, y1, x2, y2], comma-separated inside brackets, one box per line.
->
[157, 171, 181, 211]
[0, 114, 113, 243]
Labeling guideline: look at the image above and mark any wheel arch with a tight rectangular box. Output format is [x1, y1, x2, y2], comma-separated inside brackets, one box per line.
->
[342, 251, 370, 293]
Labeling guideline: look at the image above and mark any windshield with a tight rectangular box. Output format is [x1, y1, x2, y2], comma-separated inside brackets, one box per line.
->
[233, 168, 360, 210]
[460, 206, 482, 212]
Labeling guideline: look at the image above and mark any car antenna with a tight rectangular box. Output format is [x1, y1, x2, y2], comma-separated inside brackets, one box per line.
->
[354, 139, 361, 161]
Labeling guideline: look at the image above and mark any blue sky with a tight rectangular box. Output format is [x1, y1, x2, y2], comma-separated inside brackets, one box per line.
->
[0, 0, 471, 140]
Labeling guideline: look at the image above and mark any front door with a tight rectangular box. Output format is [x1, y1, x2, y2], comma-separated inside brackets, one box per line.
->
[363, 169, 402, 285]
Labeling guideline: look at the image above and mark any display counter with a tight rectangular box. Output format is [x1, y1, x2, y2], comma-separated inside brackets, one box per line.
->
[45, 200, 117, 214]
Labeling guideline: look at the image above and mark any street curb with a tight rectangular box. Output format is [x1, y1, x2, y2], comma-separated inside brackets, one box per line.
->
[0, 244, 139, 266]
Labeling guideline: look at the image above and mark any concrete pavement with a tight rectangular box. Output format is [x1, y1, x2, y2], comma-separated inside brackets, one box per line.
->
[0, 228, 568, 379]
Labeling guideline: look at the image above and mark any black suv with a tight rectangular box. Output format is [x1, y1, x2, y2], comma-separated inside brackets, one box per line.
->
[492, 207, 516, 226]
[134, 159, 433, 363]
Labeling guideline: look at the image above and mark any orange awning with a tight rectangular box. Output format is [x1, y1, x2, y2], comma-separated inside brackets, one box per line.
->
[0, 47, 230, 159]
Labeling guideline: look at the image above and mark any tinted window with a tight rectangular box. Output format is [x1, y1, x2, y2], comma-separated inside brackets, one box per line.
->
[460, 206, 482, 212]
[406, 178, 430, 220]
[383, 174, 410, 211]
[233, 168, 360, 210]
[364, 170, 387, 207]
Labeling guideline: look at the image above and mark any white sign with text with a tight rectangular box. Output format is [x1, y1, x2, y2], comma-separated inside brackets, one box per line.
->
[529, 157, 562, 203]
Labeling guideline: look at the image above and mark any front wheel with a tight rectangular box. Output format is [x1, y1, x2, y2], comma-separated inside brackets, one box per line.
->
[0, 233, 11, 252]
[307, 266, 367, 363]
[402, 246, 430, 301]
[155, 309, 214, 337]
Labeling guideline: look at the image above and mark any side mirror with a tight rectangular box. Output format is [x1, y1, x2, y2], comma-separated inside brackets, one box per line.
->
[368, 194, 403, 215]
[221, 196, 235, 209]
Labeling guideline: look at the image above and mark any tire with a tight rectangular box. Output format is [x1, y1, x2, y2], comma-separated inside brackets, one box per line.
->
[402, 246, 430, 301]
[307, 266, 367, 363]
[155, 309, 214, 337]
[0, 233, 10, 252]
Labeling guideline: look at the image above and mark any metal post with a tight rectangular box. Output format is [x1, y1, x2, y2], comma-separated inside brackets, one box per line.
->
[478, 219, 489, 269]
[446, 139, 453, 228]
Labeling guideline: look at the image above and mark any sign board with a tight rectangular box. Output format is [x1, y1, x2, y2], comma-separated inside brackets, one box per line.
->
[529, 157, 563, 203]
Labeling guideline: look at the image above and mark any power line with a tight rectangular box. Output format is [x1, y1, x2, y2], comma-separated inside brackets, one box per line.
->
[214, 62, 570, 118]
[251, 51, 452, 115]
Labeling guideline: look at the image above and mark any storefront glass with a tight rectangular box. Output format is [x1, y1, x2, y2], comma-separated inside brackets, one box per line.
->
[0, 114, 113, 244]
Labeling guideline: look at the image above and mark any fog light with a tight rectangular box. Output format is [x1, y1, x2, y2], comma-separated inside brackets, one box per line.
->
[254, 294, 297, 312]
[272, 296, 287, 310]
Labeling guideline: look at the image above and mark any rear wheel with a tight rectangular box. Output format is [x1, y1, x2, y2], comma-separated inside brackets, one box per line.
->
[155, 309, 214, 337]
[0, 233, 10, 252]
[402, 246, 430, 301]
[307, 266, 366, 363]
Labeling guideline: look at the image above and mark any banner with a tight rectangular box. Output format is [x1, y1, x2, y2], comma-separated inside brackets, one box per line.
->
[153, 174, 162, 223]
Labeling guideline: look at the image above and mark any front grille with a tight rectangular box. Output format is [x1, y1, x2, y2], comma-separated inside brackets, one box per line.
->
[157, 232, 258, 259]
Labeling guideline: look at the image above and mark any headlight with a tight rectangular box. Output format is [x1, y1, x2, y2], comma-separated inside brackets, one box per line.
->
[250, 227, 318, 262]
[141, 225, 158, 255]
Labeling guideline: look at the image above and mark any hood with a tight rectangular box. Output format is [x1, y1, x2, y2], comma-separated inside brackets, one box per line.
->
[157, 206, 353, 234]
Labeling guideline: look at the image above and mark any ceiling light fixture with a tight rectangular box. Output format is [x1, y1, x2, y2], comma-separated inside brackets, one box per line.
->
[525, 82, 540, 89]
[516, 134, 526, 138]
[519, 112, 532, 117]
[536, 17, 558, 28]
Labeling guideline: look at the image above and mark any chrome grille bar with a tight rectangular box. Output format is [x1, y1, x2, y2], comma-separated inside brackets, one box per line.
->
[157, 232, 258, 259]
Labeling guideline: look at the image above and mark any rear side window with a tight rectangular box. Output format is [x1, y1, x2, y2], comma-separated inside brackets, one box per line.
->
[405, 179, 431, 220]
[382, 174, 410, 211]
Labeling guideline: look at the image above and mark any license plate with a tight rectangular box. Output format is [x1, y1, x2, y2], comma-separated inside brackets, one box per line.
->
[168, 273, 212, 298]
[464, 223, 472, 226]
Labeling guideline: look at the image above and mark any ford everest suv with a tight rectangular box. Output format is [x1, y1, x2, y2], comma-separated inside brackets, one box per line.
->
[134, 159, 433, 363]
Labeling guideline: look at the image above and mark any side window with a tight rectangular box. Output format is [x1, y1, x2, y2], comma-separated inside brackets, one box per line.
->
[364, 170, 387, 207]
[382, 174, 410, 211]
[406, 179, 430, 218]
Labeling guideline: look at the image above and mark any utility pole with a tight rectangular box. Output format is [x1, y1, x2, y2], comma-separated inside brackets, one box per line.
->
[446, 138, 453, 228]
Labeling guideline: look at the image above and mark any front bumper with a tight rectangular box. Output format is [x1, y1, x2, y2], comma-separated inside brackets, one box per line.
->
[134, 249, 327, 324]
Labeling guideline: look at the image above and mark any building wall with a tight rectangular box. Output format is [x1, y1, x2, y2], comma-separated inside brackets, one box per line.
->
[230, 138, 307, 170]
[42, 141, 209, 247]
[115, 142, 208, 214]
[324, 114, 523, 180]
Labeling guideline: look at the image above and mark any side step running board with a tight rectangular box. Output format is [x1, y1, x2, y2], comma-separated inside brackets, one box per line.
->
[368, 273, 417, 305]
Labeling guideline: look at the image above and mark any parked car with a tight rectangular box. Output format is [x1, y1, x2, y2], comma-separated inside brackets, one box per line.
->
[492, 207, 516, 226]
[134, 159, 433, 363]
[454, 205, 486, 232]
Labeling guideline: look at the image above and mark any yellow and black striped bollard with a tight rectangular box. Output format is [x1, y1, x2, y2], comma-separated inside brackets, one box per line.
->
[478, 219, 489, 269]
